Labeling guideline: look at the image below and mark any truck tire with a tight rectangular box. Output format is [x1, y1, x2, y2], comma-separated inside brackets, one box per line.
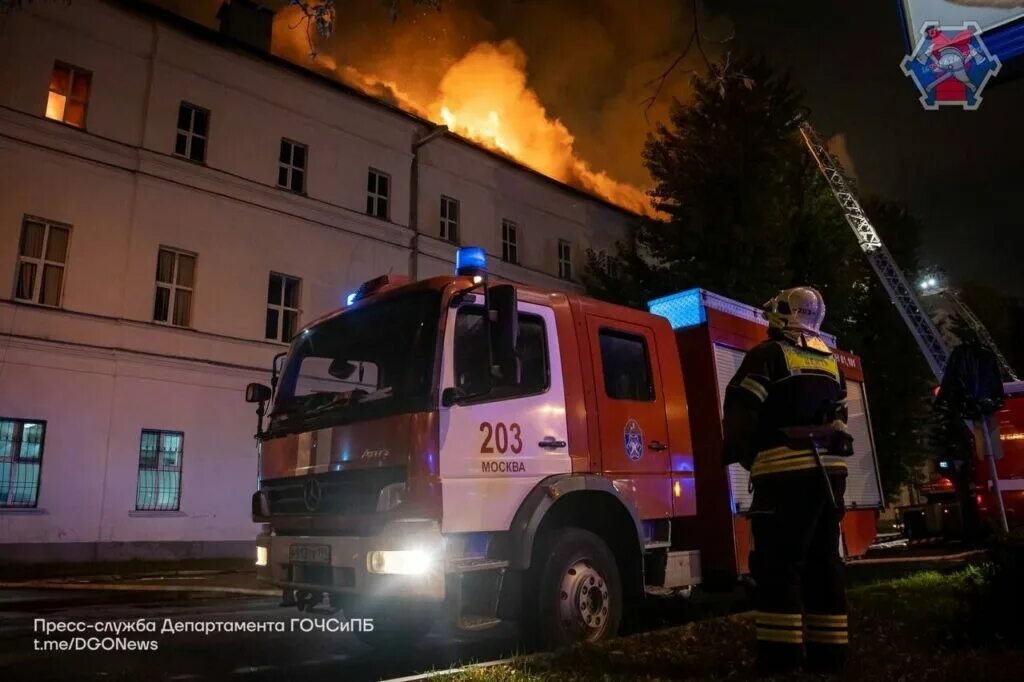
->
[522, 527, 623, 648]
[353, 607, 434, 649]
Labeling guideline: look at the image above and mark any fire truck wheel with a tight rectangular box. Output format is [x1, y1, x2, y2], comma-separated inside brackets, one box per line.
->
[352, 607, 434, 649]
[524, 527, 623, 647]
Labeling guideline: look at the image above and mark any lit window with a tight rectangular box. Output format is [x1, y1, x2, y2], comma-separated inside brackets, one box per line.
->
[278, 139, 307, 193]
[266, 272, 301, 342]
[440, 195, 459, 243]
[0, 419, 46, 508]
[558, 239, 573, 281]
[367, 169, 390, 219]
[46, 62, 91, 128]
[135, 430, 184, 511]
[174, 102, 209, 163]
[501, 220, 519, 264]
[153, 247, 196, 327]
[15, 217, 70, 307]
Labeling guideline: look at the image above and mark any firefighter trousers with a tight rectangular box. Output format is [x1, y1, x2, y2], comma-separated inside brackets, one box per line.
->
[749, 470, 848, 673]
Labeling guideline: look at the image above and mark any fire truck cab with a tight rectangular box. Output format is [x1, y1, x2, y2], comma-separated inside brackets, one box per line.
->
[248, 248, 880, 646]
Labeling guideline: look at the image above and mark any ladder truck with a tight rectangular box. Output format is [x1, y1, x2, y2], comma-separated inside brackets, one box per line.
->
[797, 120, 1021, 535]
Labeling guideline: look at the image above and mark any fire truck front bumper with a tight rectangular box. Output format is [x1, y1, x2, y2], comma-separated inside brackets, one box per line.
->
[255, 521, 445, 603]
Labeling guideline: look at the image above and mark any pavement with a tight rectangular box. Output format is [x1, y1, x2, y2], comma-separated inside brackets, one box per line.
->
[0, 545, 983, 681]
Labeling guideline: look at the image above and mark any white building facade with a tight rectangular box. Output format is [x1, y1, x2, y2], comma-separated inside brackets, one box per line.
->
[0, 0, 637, 561]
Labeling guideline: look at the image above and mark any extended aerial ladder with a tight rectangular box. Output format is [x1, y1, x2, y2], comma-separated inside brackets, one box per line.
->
[797, 120, 950, 381]
[798, 119, 1015, 532]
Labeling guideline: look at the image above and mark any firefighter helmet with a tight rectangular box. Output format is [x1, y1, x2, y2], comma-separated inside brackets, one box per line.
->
[763, 287, 826, 334]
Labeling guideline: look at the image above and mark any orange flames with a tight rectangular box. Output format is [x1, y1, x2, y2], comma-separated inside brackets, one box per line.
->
[273, 14, 656, 217]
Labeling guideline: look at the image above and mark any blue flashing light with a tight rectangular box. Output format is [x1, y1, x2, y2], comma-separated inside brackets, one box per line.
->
[938, 460, 950, 470]
[648, 288, 706, 330]
[456, 246, 488, 276]
[345, 292, 357, 306]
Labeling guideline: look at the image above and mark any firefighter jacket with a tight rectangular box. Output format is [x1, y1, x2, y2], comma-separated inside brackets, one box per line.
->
[722, 332, 850, 479]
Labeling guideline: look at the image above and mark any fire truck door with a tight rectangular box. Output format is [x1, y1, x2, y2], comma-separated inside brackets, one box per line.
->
[586, 315, 673, 519]
[438, 295, 570, 533]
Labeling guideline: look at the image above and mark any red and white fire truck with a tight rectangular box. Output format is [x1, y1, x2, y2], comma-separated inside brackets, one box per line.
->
[247, 249, 882, 646]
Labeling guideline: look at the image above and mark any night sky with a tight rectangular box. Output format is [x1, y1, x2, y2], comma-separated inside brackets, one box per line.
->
[708, 0, 1024, 296]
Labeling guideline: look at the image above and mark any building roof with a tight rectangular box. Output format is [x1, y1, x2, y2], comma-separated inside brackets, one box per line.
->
[114, 0, 645, 221]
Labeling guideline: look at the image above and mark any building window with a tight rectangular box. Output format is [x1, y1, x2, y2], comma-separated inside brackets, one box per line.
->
[366, 169, 390, 219]
[278, 139, 307, 193]
[0, 419, 46, 508]
[501, 220, 519, 264]
[266, 273, 301, 342]
[598, 329, 654, 401]
[135, 430, 183, 512]
[46, 61, 91, 128]
[153, 247, 195, 327]
[558, 239, 573, 280]
[174, 102, 209, 163]
[15, 217, 70, 307]
[440, 195, 459, 243]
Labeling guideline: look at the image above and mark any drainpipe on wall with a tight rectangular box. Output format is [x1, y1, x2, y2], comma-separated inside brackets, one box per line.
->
[409, 124, 449, 281]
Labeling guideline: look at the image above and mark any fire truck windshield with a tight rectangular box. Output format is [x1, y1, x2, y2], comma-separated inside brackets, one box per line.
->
[267, 292, 441, 435]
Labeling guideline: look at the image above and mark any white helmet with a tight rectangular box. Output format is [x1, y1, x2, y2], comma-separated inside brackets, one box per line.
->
[763, 287, 826, 335]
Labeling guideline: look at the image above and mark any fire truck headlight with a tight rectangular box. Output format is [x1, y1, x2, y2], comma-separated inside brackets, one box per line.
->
[255, 545, 268, 567]
[367, 549, 434, 576]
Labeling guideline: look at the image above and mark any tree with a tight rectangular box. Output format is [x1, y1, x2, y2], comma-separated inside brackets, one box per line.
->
[585, 54, 935, 500]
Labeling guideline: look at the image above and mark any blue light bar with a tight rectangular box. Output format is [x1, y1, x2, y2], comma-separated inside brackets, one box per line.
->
[345, 292, 357, 306]
[648, 288, 706, 330]
[456, 246, 487, 276]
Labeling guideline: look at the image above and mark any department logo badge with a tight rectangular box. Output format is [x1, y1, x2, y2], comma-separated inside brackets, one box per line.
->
[901, 22, 1001, 110]
[624, 419, 644, 462]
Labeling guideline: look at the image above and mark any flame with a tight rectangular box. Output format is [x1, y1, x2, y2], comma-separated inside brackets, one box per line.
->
[272, 14, 656, 217]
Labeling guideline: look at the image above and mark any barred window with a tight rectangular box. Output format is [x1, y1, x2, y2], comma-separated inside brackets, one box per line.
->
[15, 217, 70, 307]
[278, 139, 307, 193]
[46, 61, 91, 128]
[366, 168, 390, 219]
[266, 272, 301, 342]
[135, 430, 183, 511]
[0, 419, 46, 508]
[153, 247, 196, 327]
[174, 102, 209, 163]
[440, 195, 459, 243]
[501, 220, 519, 264]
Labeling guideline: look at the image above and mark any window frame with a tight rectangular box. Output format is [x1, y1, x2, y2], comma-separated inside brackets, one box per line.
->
[367, 168, 391, 220]
[134, 429, 184, 512]
[152, 246, 197, 328]
[501, 220, 519, 264]
[46, 61, 91, 129]
[277, 138, 308, 194]
[174, 101, 210, 164]
[597, 327, 656, 402]
[265, 272, 302, 343]
[440, 195, 459, 243]
[451, 304, 551, 406]
[558, 239, 573, 281]
[13, 216, 71, 308]
[0, 418, 47, 509]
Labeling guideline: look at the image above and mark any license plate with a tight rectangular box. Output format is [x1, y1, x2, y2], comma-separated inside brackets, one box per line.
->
[289, 544, 331, 565]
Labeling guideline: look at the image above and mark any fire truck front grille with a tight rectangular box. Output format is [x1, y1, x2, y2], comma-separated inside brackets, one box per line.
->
[260, 467, 405, 516]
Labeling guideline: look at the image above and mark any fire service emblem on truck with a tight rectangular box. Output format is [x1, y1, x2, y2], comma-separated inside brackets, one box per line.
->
[901, 22, 1001, 110]
[624, 419, 644, 461]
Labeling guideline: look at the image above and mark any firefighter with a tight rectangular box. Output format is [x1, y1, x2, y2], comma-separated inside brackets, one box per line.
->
[722, 287, 854, 674]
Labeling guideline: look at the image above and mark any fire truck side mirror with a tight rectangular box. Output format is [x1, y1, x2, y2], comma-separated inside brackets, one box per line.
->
[488, 284, 521, 387]
[246, 383, 272, 404]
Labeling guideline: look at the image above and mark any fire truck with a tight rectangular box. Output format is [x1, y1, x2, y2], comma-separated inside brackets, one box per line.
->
[245, 248, 882, 647]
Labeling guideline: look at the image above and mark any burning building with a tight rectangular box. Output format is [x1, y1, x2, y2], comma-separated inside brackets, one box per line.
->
[0, 0, 640, 560]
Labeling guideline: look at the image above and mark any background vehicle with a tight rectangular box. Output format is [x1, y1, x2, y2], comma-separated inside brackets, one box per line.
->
[246, 249, 882, 647]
